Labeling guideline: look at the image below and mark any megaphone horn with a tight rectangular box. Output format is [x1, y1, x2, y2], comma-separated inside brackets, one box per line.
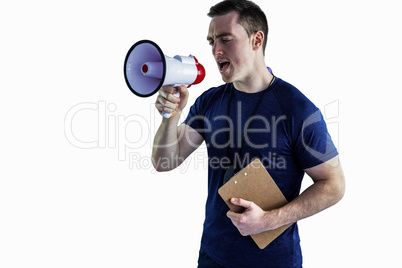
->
[124, 40, 206, 118]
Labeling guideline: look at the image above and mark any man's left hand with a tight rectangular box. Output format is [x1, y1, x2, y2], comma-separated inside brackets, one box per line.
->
[226, 198, 277, 236]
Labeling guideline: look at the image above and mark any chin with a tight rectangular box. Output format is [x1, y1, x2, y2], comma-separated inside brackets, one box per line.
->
[221, 74, 234, 83]
[221, 77, 230, 83]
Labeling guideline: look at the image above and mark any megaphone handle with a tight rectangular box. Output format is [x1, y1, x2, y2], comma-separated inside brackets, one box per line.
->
[161, 91, 181, 119]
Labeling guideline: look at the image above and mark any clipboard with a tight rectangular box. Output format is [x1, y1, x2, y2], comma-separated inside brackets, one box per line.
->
[218, 158, 292, 249]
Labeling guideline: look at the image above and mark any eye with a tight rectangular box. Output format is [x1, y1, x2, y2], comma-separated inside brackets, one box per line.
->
[221, 37, 233, 44]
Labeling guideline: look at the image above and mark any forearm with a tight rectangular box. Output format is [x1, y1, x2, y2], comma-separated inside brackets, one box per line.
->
[269, 178, 345, 229]
[152, 116, 182, 171]
[226, 178, 345, 236]
[263, 156, 346, 231]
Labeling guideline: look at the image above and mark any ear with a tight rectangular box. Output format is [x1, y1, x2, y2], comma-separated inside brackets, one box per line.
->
[252, 31, 264, 51]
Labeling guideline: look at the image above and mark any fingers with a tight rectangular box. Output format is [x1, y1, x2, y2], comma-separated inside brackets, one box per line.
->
[226, 209, 248, 236]
[226, 198, 267, 236]
[226, 198, 254, 222]
[155, 85, 189, 117]
[155, 85, 181, 115]
[162, 85, 181, 100]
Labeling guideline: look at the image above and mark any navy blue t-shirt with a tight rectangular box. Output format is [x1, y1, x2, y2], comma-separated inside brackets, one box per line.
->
[183, 77, 338, 268]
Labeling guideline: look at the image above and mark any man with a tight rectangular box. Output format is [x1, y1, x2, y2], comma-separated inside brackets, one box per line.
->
[152, 0, 345, 267]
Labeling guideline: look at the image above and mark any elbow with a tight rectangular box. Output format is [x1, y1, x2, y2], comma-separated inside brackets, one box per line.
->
[153, 162, 164, 172]
[153, 164, 171, 173]
[333, 173, 346, 204]
[319, 173, 346, 206]
[151, 151, 167, 172]
[152, 157, 167, 172]
[151, 155, 178, 172]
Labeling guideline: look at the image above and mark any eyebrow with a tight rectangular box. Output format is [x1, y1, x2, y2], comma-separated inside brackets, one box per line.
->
[206, 32, 234, 42]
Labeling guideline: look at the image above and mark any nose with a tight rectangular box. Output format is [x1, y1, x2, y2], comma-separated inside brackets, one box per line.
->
[212, 42, 223, 57]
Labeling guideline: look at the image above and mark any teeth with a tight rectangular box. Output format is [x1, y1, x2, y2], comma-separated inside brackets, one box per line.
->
[219, 61, 229, 70]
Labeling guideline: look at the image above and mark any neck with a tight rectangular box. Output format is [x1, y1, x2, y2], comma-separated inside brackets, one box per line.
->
[233, 64, 273, 93]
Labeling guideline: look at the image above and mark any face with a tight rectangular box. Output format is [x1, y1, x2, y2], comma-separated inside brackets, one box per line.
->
[207, 11, 256, 84]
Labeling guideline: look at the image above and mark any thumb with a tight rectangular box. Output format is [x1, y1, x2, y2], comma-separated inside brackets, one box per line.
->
[177, 85, 189, 110]
[231, 198, 253, 209]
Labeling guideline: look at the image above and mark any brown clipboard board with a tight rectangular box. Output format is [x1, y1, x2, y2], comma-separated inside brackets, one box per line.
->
[218, 158, 292, 249]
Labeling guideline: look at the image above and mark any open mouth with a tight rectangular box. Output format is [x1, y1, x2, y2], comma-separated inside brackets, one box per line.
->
[218, 61, 230, 73]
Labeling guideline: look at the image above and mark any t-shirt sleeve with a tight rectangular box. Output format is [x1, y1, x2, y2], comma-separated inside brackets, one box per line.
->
[293, 109, 338, 169]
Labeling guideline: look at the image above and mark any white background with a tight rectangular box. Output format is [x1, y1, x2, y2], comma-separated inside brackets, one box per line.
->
[1, 0, 401, 267]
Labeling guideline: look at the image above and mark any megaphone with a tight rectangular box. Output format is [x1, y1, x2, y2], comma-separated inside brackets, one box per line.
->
[124, 39, 206, 118]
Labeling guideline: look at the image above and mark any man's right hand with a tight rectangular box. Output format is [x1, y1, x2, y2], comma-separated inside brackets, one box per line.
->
[155, 85, 189, 119]
[152, 84, 203, 172]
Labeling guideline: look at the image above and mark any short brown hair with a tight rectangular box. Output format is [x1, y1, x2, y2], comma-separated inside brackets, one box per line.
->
[208, 0, 269, 54]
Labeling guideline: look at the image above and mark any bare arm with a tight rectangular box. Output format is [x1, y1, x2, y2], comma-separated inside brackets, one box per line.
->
[227, 156, 345, 236]
[152, 85, 204, 172]
[270, 155, 345, 228]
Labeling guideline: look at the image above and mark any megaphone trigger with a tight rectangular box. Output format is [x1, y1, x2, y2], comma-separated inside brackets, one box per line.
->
[124, 39, 206, 118]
